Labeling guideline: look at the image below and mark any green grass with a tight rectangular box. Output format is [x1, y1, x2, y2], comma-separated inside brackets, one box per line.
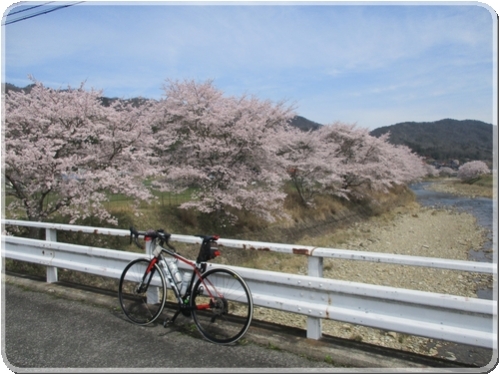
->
[4, 180, 416, 245]
[324, 355, 335, 365]
[3, 186, 195, 220]
[104, 188, 194, 211]
[456, 174, 494, 198]
[472, 174, 493, 188]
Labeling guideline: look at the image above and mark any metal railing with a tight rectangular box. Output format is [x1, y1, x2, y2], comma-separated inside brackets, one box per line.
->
[2, 219, 497, 349]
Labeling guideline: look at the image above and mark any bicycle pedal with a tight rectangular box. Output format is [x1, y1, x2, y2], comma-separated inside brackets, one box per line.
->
[163, 319, 173, 328]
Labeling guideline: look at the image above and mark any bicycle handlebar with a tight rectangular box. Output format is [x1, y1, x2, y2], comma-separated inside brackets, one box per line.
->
[129, 227, 221, 261]
[129, 227, 176, 251]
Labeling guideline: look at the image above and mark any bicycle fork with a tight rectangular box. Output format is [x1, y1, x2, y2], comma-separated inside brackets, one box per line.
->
[136, 258, 158, 294]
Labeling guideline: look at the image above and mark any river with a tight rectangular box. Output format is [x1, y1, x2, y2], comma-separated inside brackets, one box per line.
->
[410, 181, 495, 299]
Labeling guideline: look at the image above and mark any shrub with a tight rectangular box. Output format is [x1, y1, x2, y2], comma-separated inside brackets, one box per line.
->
[457, 161, 490, 182]
[439, 167, 456, 177]
[425, 164, 439, 177]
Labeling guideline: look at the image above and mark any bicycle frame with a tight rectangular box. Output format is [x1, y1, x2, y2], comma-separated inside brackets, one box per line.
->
[120, 227, 253, 344]
[144, 239, 221, 316]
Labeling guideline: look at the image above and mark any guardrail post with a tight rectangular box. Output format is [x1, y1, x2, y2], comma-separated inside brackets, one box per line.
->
[144, 237, 160, 304]
[307, 256, 323, 339]
[45, 228, 58, 283]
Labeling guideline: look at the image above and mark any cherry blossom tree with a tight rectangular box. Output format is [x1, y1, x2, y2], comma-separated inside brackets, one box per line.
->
[279, 126, 346, 206]
[4, 80, 153, 228]
[4, 77, 432, 232]
[383, 143, 428, 184]
[150, 79, 295, 223]
[457, 160, 490, 182]
[324, 123, 422, 198]
[424, 163, 439, 177]
[280, 122, 428, 203]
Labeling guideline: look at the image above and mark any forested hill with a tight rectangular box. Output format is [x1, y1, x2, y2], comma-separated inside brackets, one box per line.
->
[369, 119, 494, 163]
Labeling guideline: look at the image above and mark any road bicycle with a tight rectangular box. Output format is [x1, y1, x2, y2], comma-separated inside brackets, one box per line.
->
[118, 227, 253, 345]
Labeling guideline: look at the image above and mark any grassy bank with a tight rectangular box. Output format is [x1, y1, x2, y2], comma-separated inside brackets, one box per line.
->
[427, 175, 494, 199]
[4, 183, 416, 287]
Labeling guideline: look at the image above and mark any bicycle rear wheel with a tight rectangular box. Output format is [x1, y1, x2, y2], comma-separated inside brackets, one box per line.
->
[191, 268, 253, 344]
[118, 258, 167, 325]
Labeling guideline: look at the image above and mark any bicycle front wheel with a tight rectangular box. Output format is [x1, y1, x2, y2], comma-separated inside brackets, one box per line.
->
[191, 268, 253, 344]
[118, 258, 167, 325]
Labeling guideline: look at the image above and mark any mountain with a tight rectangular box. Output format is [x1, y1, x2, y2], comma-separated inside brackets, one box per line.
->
[370, 119, 494, 163]
[3, 82, 35, 94]
[289, 116, 323, 132]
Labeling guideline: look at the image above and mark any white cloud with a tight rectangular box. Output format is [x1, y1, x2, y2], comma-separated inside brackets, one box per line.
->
[2, 3, 495, 129]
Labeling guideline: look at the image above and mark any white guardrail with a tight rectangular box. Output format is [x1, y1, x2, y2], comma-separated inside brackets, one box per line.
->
[1, 219, 497, 349]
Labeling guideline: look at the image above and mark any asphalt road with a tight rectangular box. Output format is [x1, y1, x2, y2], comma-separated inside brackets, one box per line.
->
[3, 275, 492, 371]
[2, 283, 335, 371]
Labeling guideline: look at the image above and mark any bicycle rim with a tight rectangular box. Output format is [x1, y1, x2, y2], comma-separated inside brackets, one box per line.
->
[191, 268, 253, 344]
[118, 258, 167, 325]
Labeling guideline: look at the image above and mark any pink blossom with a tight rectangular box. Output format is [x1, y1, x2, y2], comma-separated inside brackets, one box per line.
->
[457, 161, 490, 181]
[4, 79, 153, 224]
[150, 79, 295, 223]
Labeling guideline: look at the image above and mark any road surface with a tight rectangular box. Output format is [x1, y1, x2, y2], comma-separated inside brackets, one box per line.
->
[2, 283, 334, 371]
[2, 274, 483, 371]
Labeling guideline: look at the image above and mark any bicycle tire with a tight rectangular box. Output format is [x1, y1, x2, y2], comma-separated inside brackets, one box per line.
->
[190, 268, 253, 344]
[118, 258, 167, 325]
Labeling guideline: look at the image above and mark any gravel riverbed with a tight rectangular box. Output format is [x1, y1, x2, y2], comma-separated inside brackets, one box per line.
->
[250, 199, 494, 362]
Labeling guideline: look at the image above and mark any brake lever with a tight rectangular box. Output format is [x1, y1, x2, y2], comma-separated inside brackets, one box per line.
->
[129, 227, 135, 245]
[129, 226, 143, 250]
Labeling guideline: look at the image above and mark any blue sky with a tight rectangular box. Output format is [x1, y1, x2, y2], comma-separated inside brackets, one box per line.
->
[2, 1, 497, 130]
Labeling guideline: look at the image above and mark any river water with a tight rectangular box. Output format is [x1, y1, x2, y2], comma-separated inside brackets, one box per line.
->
[410, 181, 496, 299]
